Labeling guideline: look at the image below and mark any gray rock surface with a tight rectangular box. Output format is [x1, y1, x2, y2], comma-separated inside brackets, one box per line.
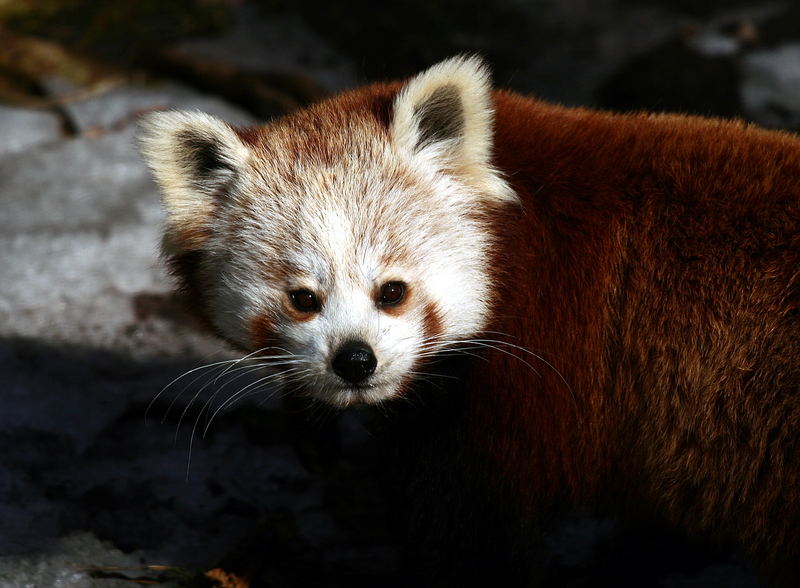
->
[741, 43, 800, 130]
[0, 533, 154, 588]
[0, 122, 223, 358]
[43, 78, 256, 133]
[0, 105, 63, 157]
[174, 5, 357, 94]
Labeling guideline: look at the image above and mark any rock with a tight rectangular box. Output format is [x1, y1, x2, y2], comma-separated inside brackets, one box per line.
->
[598, 36, 742, 118]
[0, 124, 226, 358]
[741, 43, 800, 131]
[0, 126, 154, 234]
[0, 532, 162, 588]
[659, 564, 761, 588]
[0, 104, 63, 156]
[173, 5, 356, 94]
[43, 78, 256, 133]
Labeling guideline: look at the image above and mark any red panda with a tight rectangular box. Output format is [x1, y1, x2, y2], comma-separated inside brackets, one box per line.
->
[138, 56, 800, 585]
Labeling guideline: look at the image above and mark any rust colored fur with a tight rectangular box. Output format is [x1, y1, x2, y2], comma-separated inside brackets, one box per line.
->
[482, 95, 800, 583]
[486, 93, 800, 564]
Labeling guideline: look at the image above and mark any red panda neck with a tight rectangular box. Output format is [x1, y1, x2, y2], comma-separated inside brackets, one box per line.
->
[465, 93, 634, 505]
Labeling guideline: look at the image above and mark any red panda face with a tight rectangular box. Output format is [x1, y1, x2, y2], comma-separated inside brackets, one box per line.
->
[138, 57, 518, 406]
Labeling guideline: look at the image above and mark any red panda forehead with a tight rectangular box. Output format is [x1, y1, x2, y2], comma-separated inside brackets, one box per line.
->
[242, 122, 391, 198]
[243, 202, 439, 289]
[240, 126, 432, 223]
[241, 84, 398, 165]
[283, 83, 397, 131]
[229, 82, 484, 275]
[235, 149, 471, 277]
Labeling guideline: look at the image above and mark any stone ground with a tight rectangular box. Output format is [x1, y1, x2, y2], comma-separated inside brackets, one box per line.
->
[1, 1, 799, 586]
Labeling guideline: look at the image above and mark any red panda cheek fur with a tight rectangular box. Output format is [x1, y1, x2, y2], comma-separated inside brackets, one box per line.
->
[421, 300, 444, 343]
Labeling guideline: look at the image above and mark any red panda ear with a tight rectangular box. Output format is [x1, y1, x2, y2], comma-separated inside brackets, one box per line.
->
[137, 111, 251, 252]
[391, 55, 517, 206]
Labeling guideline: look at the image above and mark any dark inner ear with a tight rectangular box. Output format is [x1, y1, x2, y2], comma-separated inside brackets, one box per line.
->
[177, 130, 235, 183]
[413, 84, 464, 149]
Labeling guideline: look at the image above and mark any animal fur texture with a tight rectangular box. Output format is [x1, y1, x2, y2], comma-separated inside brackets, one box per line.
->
[138, 56, 800, 585]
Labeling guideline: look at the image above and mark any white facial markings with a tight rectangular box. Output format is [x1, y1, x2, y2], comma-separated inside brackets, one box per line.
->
[186, 93, 505, 405]
[210, 145, 495, 404]
[304, 206, 354, 277]
[206, 153, 495, 405]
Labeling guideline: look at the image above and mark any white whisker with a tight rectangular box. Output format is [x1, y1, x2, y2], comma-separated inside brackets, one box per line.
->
[147, 358, 240, 423]
[202, 367, 309, 436]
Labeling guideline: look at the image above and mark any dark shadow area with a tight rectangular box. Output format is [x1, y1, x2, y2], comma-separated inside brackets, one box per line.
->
[0, 335, 763, 586]
[0, 336, 396, 579]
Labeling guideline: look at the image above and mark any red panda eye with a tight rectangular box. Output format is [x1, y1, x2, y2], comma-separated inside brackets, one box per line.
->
[289, 289, 319, 312]
[379, 281, 406, 306]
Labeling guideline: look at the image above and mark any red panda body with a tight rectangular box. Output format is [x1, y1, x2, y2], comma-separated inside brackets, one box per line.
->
[139, 58, 800, 585]
[456, 93, 800, 583]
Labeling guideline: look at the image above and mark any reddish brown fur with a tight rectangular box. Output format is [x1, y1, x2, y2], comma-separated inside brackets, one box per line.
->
[421, 300, 444, 342]
[469, 92, 800, 581]
[249, 312, 278, 352]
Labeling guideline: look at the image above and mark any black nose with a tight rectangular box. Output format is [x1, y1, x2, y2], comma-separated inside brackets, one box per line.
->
[332, 341, 377, 384]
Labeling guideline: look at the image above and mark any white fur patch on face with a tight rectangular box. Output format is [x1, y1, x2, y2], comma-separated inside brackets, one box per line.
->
[297, 283, 422, 407]
[210, 137, 499, 405]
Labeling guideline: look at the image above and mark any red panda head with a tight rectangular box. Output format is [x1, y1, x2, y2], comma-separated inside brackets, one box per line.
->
[138, 56, 517, 406]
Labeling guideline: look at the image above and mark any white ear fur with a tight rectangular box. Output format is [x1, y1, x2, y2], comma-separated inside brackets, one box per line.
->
[391, 55, 517, 205]
[137, 110, 251, 250]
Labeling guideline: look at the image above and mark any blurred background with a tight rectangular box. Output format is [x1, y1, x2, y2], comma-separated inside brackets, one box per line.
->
[1, 1, 797, 586]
